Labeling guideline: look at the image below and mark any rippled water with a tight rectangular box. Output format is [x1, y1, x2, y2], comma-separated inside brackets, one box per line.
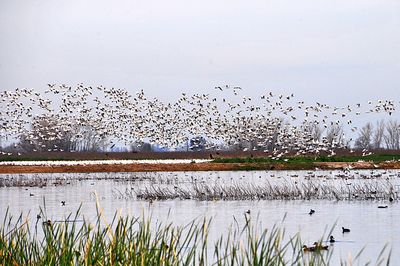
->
[1, 170, 399, 265]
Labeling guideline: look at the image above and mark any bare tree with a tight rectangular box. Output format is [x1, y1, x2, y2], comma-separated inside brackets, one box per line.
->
[71, 125, 108, 152]
[384, 120, 400, 149]
[355, 122, 373, 149]
[324, 124, 344, 147]
[373, 119, 385, 149]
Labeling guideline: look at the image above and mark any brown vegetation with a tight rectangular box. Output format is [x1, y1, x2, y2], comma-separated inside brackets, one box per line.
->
[1, 161, 400, 174]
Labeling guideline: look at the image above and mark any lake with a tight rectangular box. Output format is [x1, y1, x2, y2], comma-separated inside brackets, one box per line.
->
[1, 169, 399, 265]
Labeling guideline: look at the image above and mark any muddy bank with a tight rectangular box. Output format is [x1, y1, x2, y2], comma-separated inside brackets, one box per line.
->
[0, 161, 399, 174]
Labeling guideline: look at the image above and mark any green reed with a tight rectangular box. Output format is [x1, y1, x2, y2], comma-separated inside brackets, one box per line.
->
[0, 206, 391, 265]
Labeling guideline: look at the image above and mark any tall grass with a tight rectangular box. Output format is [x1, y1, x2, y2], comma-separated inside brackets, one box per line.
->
[0, 206, 332, 266]
[0, 206, 392, 265]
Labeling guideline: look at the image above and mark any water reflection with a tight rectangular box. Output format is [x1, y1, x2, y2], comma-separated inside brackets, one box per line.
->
[0, 170, 398, 265]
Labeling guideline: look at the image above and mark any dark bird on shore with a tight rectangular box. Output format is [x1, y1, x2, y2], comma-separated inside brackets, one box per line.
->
[61, 201, 66, 206]
[29, 193, 34, 197]
[389, 197, 394, 202]
[329, 236, 335, 243]
[378, 205, 388, 208]
[309, 209, 315, 215]
[342, 227, 350, 233]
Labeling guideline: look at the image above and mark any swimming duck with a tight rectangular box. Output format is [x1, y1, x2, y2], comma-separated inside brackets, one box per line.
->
[302, 245, 316, 252]
[309, 209, 315, 215]
[313, 242, 329, 250]
[342, 227, 350, 233]
[329, 235, 335, 243]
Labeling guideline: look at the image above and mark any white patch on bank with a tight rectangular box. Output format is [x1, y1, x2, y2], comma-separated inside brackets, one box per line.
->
[0, 159, 212, 166]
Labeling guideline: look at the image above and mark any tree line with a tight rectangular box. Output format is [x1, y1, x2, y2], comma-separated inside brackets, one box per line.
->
[2, 116, 399, 153]
[354, 120, 400, 150]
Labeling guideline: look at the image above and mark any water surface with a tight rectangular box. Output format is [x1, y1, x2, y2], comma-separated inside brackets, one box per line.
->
[1, 170, 398, 265]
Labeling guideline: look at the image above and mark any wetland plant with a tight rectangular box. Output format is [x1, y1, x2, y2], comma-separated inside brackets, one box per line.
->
[0, 205, 393, 265]
[0, 206, 334, 266]
[132, 179, 398, 202]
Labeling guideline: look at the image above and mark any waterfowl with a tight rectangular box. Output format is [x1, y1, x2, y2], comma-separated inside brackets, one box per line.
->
[302, 245, 316, 252]
[329, 236, 335, 243]
[313, 242, 329, 250]
[342, 227, 350, 233]
[1, 84, 398, 164]
[309, 209, 315, 215]
[43, 220, 52, 226]
[378, 205, 388, 208]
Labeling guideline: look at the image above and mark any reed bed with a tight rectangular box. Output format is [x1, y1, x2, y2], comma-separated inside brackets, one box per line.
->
[0, 206, 392, 265]
[0, 210, 338, 265]
[0, 172, 175, 187]
[130, 179, 398, 201]
[0, 174, 50, 188]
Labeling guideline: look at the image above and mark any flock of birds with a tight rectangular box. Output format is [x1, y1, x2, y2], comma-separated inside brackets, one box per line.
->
[0, 84, 398, 156]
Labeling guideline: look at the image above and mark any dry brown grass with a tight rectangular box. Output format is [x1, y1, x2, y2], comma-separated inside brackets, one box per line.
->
[0, 161, 400, 174]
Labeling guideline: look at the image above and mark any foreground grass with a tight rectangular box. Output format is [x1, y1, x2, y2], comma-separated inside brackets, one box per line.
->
[0, 206, 392, 266]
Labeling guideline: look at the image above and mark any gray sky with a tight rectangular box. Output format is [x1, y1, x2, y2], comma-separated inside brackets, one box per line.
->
[1, 0, 399, 104]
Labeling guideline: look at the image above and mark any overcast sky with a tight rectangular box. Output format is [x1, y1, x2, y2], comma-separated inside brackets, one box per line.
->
[1, 0, 399, 105]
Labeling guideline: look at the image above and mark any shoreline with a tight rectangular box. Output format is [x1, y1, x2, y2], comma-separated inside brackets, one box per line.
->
[1, 161, 400, 174]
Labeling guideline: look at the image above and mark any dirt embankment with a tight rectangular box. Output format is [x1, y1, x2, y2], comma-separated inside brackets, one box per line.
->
[0, 163, 243, 174]
[1, 161, 399, 174]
